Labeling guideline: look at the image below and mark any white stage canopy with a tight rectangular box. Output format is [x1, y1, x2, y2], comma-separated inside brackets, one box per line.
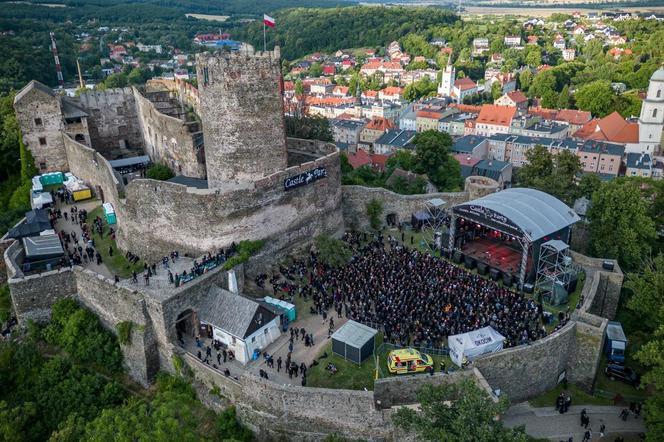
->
[448, 326, 506, 367]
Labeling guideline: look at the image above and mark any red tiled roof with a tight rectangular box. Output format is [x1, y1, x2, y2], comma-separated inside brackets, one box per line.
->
[454, 154, 480, 167]
[528, 107, 558, 120]
[333, 86, 349, 95]
[555, 109, 592, 125]
[365, 117, 396, 131]
[476, 105, 517, 127]
[348, 149, 371, 169]
[573, 111, 639, 143]
[371, 153, 390, 171]
[506, 90, 528, 104]
[380, 86, 403, 96]
[362, 90, 379, 98]
[451, 104, 482, 113]
[416, 110, 443, 119]
[454, 78, 477, 91]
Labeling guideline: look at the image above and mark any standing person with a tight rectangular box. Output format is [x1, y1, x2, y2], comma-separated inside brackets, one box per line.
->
[580, 409, 588, 427]
[277, 356, 282, 372]
[599, 422, 605, 438]
[582, 428, 592, 442]
[222, 349, 227, 363]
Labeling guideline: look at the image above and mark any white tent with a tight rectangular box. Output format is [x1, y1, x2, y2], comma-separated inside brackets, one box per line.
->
[448, 326, 505, 367]
[31, 192, 53, 210]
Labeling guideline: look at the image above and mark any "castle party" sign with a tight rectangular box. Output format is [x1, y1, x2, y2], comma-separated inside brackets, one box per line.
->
[283, 167, 327, 191]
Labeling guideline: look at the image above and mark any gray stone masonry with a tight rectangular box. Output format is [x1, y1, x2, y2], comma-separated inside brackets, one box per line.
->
[77, 87, 143, 158]
[13, 82, 67, 172]
[197, 47, 288, 189]
[342, 185, 468, 230]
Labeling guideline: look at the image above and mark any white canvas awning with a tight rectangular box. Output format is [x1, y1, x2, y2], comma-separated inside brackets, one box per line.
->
[448, 326, 505, 367]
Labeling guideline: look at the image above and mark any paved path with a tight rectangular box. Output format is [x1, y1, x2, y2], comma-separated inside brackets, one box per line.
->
[503, 402, 646, 441]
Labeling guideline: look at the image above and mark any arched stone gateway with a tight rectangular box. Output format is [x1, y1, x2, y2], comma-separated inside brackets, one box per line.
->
[175, 308, 198, 343]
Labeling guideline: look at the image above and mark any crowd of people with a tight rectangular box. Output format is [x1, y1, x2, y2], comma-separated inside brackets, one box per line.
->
[269, 231, 545, 350]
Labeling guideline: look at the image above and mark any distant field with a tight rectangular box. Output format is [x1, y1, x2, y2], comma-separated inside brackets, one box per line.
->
[464, 5, 664, 17]
[185, 13, 230, 22]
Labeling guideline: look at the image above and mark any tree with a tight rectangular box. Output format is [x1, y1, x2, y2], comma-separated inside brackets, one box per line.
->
[366, 199, 384, 230]
[308, 62, 323, 78]
[516, 145, 554, 189]
[385, 150, 417, 174]
[314, 235, 353, 267]
[393, 379, 529, 442]
[491, 81, 502, 101]
[285, 115, 333, 141]
[403, 77, 437, 101]
[557, 84, 570, 110]
[525, 46, 542, 67]
[577, 173, 602, 199]
[412, 130, 463, 191]
[587, 179, 657, 271]
[518, 69, 532, 92]
[624, 256, 664, 441]
[574, 80, 616, 117]
[294, 78, 304, 96]
[146, 164, 175, 181]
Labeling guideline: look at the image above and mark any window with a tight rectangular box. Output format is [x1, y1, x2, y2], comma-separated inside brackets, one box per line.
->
[34, 118, 42, 126]
[203, 67, 209, 86]
[653, 109, 658, 119]
[251, 336, 256, 343]
[39, 162, 46, 170]
[658, 90, 662, 98]
[39, 137, 47, 146]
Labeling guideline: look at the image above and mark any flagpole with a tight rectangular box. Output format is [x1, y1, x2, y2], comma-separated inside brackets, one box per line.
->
[263, 21, 266, 52]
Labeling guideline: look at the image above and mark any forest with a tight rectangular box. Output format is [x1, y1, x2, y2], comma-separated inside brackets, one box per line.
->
[0, 298, 252, 441]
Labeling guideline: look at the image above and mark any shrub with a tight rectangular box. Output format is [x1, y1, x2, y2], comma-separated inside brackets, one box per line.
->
[314, 235, 352, 267]
[116, 321, 133, 345]
[366, 199, 384, 230]
[146, 163, 175, 181]
[43, 299, 123, 372]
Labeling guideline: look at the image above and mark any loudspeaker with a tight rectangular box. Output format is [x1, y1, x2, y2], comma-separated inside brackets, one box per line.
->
[602, 261, 615, 271]
[523, 283, 534, 294]
[464, 256, 476, 269]
[477, 262, 488, 275]
[502, 273, 513, 287]
[453, 251, 463, 264]
[490, 268, 501, 281]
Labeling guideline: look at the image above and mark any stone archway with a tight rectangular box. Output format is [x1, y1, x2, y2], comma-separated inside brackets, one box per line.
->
[175, 309, 198, 345]
[386, 213, 397, 227]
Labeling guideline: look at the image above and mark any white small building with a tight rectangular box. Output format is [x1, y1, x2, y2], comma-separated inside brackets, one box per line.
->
[562, 48, 576, 61]
[198, 287, 281, 365]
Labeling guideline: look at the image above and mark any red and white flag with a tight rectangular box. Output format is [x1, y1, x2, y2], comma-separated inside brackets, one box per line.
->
[263, 14, 276, 28]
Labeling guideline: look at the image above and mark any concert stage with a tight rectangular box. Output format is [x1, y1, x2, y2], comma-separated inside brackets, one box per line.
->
[461, 239, 531, 277]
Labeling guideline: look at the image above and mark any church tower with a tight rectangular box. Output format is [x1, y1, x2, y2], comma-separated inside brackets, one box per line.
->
[438, 53, 455, 98]
[638, 66, 664, 155]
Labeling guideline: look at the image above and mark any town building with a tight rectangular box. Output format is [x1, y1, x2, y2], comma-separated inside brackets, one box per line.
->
[475, 105, 517, 137]
[330, 119, 366, 152]
[373, 129, 417, 155]
[494, 91, 529, 113]
[359, 117, 396, 151]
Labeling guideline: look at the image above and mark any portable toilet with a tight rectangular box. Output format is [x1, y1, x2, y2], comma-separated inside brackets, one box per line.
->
[103, 202, 117, 225]
[604, 321, 627, 364]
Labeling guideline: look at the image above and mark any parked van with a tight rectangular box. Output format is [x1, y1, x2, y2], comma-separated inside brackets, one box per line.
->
[387, 348, 434, 374]
[604, 321, 627, 364]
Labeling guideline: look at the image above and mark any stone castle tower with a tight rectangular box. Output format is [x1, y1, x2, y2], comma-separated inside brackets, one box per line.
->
[196, 47, 288, 190]
[638, 66, 664, 155]
[438, 53, 455, 98]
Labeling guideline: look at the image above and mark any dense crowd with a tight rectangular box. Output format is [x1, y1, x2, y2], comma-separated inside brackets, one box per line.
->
[271, 232, 545, 349]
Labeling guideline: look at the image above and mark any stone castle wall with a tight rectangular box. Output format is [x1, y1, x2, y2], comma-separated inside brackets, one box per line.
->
[63, 134, 124, 212]
[77, 87, 143, 157]
[117, 141, 343, 267]
[13, 86, 67, 172]
[197, 48, 288, 189]
[132, 88, 205, 179]
[342, 185, 468, 230]
[182, 352, 394, 441]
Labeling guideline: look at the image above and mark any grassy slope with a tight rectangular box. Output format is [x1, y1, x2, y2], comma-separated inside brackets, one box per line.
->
[86, 206, 144, 278]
